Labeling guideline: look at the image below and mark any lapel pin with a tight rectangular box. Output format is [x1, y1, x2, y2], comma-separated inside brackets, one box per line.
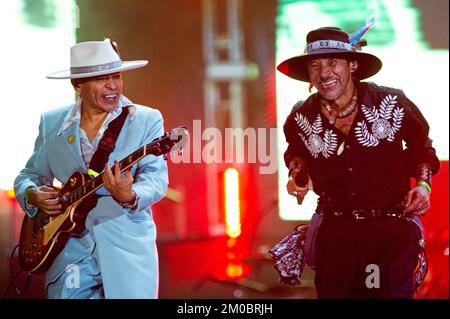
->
[68, 134, 75, 144]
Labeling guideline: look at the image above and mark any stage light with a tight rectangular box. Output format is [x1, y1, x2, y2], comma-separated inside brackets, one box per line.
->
[224, 168, 241, 238]
[0, 1, 76, 190]
[6, 189, 15, 200]
[225, 262, 244, 278]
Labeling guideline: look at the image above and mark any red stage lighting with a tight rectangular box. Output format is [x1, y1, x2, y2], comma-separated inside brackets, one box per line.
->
[224, 168, 241, 238]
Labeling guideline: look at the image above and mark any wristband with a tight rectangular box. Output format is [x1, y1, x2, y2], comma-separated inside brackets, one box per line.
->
[416, 163, 432, 188]
[417, 180, 431, 193]
[115, 192, 139, 210]
[25, 186, 34, 204]
[288, 158, 305, 177]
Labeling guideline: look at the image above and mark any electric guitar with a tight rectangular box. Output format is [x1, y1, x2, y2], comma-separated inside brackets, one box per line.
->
[19, 126, 189, 274]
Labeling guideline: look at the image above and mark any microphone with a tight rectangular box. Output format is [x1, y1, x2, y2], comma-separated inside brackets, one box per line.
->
[294, 166, 309, 205]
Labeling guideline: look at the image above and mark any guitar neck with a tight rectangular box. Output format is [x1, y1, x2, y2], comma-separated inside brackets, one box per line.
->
[66, 143, 158, 206]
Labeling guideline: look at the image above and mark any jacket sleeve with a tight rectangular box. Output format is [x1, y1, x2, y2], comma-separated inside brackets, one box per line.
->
[283, 101, 308, 172]
[131, 109, 169, 212]
[14, 114, 53, 217]
[401, 95, 440, 177]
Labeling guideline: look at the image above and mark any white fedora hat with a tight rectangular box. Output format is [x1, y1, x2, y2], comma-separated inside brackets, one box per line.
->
[47, 39, 148, 79]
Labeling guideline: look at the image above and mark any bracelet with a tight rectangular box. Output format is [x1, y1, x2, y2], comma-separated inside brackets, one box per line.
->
[115, 192, 139, 210]
[417, 180, 431, 193]
[288, 158, 305, 177]
[416, 163, 432, 187]
[24, 186, 35, 204]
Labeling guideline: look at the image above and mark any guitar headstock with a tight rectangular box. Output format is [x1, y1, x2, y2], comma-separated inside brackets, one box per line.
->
[146, 126, 189, 156]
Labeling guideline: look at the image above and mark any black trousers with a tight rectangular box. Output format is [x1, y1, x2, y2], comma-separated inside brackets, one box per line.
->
[314, 215, 421, 299]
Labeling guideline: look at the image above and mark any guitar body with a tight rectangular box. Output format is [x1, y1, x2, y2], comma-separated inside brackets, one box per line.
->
[19, 172, 98, 274]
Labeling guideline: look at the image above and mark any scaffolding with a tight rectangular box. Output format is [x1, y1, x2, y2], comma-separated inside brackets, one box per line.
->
[202, 0, 255, 236]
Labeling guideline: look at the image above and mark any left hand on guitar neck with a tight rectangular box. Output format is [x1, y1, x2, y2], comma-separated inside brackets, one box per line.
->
[103, 160, 136, 204]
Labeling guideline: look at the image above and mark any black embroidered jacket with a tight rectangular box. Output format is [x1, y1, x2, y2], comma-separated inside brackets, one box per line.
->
[283, 82, 440, 210]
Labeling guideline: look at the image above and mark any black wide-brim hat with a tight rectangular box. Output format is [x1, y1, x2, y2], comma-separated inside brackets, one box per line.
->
[277, 27, 382, 82]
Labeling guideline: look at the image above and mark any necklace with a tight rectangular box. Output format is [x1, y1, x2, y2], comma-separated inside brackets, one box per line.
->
[321, 89, 358, 125]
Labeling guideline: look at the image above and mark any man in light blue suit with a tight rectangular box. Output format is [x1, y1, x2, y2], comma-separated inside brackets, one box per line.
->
[14, 38, 168, 298]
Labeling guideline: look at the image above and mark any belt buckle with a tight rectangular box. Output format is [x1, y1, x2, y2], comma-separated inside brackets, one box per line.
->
[386, 211, 403, 218]
[352, 210, 367, 220]
[333, 211, 344, 217]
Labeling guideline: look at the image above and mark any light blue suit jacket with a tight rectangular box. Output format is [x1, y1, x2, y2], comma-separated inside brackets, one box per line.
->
[14, 97, 168, 298]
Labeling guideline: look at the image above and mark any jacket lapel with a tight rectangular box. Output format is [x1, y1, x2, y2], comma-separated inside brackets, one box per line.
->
[60, 120, 88, 172]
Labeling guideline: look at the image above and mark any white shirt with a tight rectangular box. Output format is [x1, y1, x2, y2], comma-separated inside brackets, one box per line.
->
[59, 95, 136, 167]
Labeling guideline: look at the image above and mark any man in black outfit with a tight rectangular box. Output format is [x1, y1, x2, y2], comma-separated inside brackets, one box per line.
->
[278, 26, 440, 298]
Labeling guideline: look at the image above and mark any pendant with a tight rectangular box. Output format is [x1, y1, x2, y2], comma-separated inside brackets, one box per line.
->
[337, 141, 345, 156]
[329, 115, 336, 125]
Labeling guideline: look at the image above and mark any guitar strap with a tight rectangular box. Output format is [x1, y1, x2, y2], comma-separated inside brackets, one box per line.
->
[88, 106, 130, 177]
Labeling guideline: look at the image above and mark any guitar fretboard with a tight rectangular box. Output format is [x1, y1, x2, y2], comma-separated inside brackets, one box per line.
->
[61, 129, 178, 207]
[66, 145, 149, 206]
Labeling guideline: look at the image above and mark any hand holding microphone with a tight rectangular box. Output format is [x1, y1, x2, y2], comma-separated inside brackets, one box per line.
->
[286, 161, 311, 205]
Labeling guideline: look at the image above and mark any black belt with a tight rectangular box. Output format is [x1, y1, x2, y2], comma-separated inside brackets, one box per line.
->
[322, 207, 405, 220]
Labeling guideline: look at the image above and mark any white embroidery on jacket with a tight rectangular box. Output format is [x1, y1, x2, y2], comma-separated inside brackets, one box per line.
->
[355, 94, 404, 147]
[295, 113, 337, 158]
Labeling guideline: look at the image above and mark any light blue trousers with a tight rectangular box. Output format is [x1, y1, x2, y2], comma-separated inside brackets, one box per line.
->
[46, 249, 104, 299]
